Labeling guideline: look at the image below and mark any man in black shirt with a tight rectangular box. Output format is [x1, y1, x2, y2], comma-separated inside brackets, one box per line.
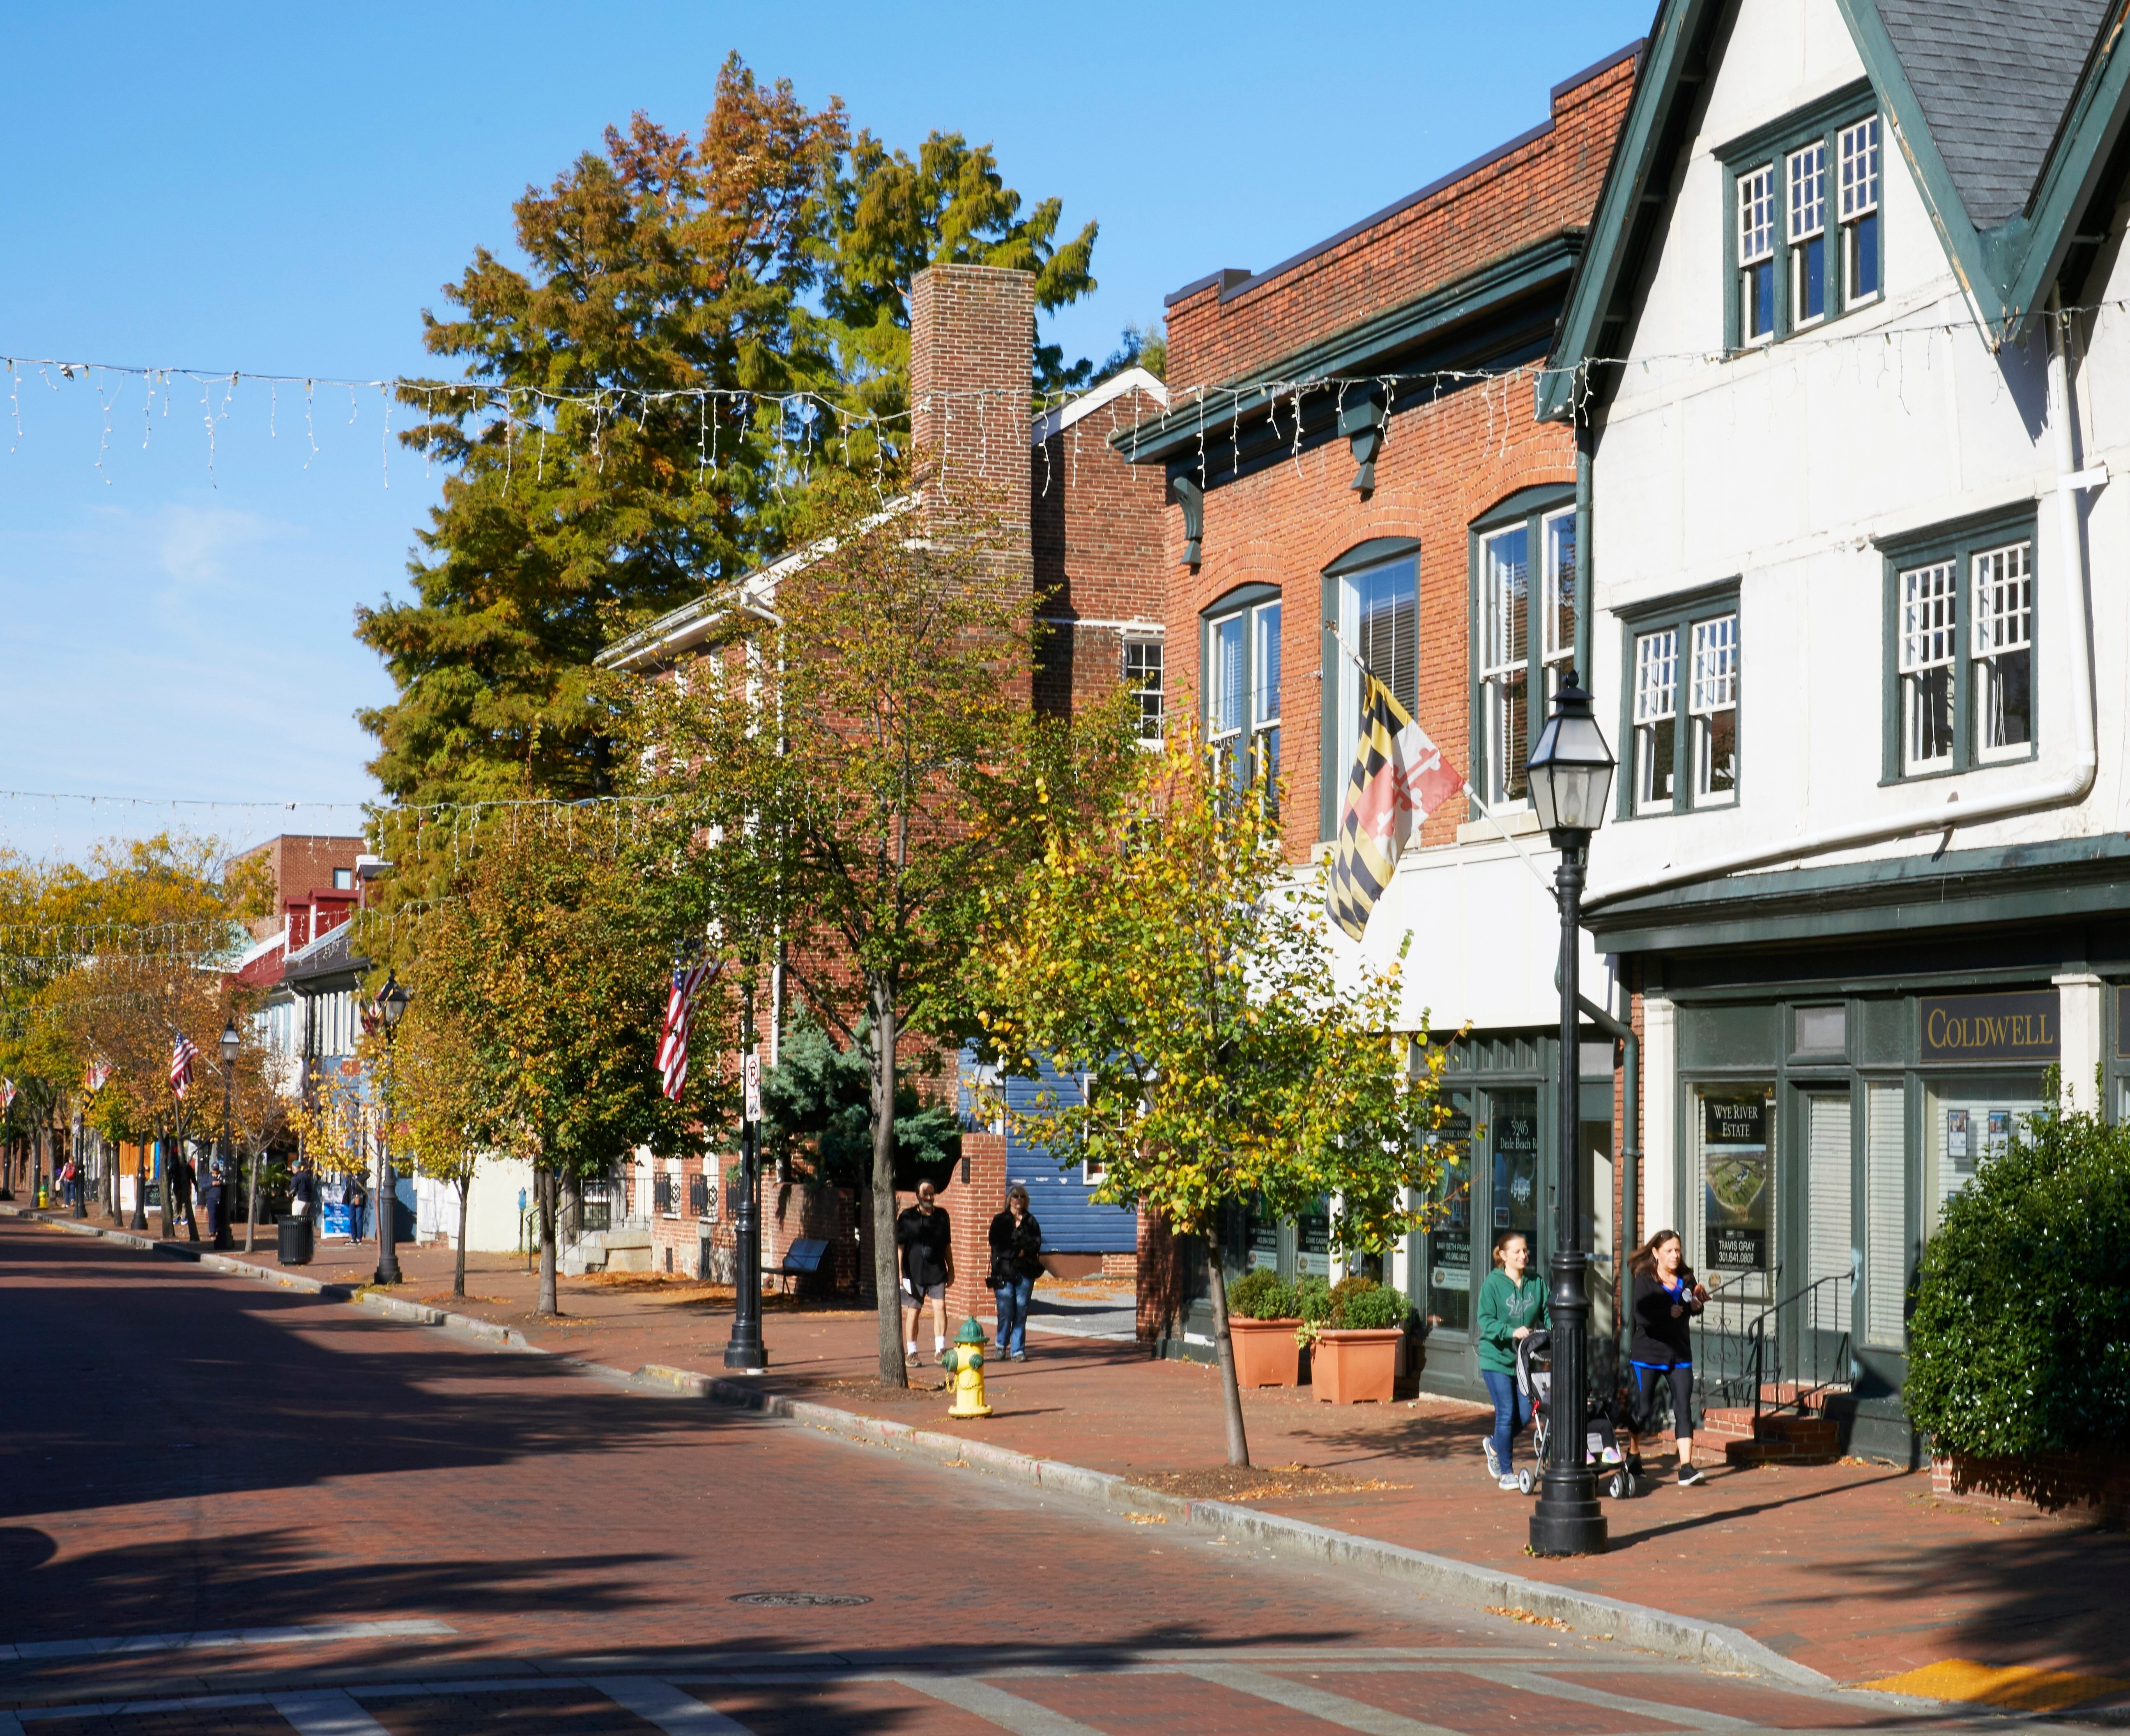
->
[895, 1180, 954, 1365]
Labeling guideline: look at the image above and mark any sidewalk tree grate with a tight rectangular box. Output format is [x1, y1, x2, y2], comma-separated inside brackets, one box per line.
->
[728, 1591, 871, 1607]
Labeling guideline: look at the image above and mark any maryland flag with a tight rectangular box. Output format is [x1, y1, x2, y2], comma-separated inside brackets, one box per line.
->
[1325, 672, 1465, 941]
[84, 1060, 113, 1092]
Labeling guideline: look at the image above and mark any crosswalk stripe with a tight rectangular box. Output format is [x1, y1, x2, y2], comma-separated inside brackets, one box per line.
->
[589, 1677, 752, 1733]
[269, 1689, 393, 1736]
[897, 1674, 1107, 1735]
[1175, 1661, 1462, 1735]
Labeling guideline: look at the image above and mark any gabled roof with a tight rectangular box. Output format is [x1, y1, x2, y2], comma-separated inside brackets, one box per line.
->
[1030, 367, 1168, 445]
[1539, 0, 2130, 421]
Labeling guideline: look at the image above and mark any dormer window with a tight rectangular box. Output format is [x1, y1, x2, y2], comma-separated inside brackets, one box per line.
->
[1722, 85, 1882, 351]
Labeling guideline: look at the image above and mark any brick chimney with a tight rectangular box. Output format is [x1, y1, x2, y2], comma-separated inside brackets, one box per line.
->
[908, 263, 1034, 572]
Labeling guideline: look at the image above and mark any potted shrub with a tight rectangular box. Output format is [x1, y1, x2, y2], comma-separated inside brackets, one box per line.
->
[1311, 1277, 1407, 1404]
[1224, 1268, 1302, 1388]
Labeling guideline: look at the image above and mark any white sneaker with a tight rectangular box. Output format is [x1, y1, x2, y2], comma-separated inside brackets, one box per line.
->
[906, 1340, 919, 1362]
[1483, 1439, 1501, 1478]
[1497, 1474, 1521, 1491]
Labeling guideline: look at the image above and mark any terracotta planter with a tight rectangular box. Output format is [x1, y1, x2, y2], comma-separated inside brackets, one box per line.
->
[1312, 1328, 1403, 1404]
[1227, 1316, 1302, 1388]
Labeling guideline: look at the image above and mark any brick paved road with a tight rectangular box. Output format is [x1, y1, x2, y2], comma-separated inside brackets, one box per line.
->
[0, 1219, 2057, 1734]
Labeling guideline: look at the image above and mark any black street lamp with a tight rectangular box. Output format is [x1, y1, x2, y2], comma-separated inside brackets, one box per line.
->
[373, 972, 410, 1286]
[723, 974, 767, 1373]
[72, 1108, 88, 1220]
[1524, 669, 1616, 1559]
[215, 1020, 240, 1250]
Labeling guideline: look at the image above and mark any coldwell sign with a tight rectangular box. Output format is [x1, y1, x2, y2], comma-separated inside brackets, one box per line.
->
[1919, 991, 2060, 1063]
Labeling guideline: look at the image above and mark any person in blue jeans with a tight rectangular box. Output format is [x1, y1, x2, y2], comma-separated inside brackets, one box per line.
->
[1476, 1230, 1548, 1490]
[987, 1186, 1044, 1361]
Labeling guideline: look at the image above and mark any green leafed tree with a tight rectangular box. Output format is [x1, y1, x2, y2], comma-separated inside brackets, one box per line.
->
[359, 60, 1100, 810]
[969, 740, 1456, 1467]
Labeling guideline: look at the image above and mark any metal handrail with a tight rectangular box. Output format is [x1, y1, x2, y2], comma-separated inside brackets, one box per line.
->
[1743, 1272, 1850, 1424]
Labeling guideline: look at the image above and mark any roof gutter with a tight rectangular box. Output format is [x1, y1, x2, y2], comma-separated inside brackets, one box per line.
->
[1587, 293, 2099, 908]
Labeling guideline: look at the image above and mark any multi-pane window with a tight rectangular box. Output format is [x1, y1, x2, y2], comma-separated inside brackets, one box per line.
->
[1619, 591, 1741, 817]
[1206, 595, 1281, 804]
[1839, 116, 1881, 301]
[1884, 518, 2037, 779]
[1123, 637, 1164, 744]
[1542, 509, 1577, 702]
[1326, 550, 1417, 829]
[1690, 615, 1739, 802]
[1633, 629, 1677, 812]
[1728, 101, 1881, 347]
[1480, 526, 1530, 803]
[1738, 164, 1777, 342]
[1787, 142, 1826, 326]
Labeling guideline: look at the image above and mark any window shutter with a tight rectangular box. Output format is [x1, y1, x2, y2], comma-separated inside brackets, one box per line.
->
[1806, 1093, 1852, 1334]
[1864, 1082, 1906, 1348]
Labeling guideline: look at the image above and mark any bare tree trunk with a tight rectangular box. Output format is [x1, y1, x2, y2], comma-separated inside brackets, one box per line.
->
[455, 1175, 471, 1297]
[537, 1163, 559, 1316]
[868, 972, 905, 1387]
[1205, 1252, 1251, 1468]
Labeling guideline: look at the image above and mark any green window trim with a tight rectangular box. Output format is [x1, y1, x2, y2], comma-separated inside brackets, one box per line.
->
[1718, 79, 1883, 355]
[1877, 504, 2040, 784]
[1614, 578, 1742, 821]
[1467, 488, 1577, 812]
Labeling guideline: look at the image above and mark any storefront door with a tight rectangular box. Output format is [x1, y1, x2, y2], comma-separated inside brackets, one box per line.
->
[1799, 1087, 1855, 1385]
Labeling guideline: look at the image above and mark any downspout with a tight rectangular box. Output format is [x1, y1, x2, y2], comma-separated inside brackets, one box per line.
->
[1587, 292, 2098, 905]
[1575, 420, 1595, 686]
[1560, 966, 1639, 1370]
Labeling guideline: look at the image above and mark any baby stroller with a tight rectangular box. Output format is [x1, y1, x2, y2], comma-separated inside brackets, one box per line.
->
[1514, 1331, 1631, 1497]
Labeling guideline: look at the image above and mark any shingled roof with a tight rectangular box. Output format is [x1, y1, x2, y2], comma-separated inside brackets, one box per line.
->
[1876, 0, 2114, 225]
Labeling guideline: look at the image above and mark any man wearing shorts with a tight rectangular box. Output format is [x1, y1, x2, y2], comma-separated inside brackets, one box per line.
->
[896, 1181, 954, 1365]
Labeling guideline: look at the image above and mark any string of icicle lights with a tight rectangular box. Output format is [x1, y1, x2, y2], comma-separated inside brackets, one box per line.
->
[2, 286, 2104, 488]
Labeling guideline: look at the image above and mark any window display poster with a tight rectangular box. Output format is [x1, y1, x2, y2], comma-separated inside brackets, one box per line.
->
[1703, 1094, 1771, 1271]
[1429, 1105, 1472, 1330]
[1247, 1210, 1279, 1272]
[1296, 1208, 1330, 1278]
[1945, 1108, 1970, 1169]
[1492, 1094, 1539, 1238]
[1985, 1109, 2012, 1162]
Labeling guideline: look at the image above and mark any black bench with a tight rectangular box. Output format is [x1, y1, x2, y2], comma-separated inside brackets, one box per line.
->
[775, 1236, 831, 1294]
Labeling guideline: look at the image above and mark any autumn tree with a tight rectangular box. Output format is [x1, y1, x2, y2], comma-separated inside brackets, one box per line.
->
[970, 741, 1456, 1467]
[360, 55, 1100, 812]
[620, 476, 1135, 1384]
[388, 997, 501, 1297]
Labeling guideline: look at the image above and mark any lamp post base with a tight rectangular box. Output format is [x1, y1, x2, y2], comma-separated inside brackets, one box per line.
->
[1529, 1475, 1609, 1556]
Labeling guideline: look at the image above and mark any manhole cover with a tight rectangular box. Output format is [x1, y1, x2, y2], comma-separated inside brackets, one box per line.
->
[729, 1591, 871, 1608]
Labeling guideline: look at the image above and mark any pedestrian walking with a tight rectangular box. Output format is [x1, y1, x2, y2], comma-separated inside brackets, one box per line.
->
[1477, 1229, 1547, 1490]
[988, 1185, 1043, 1362]
[1626, 1228, 1709, 1487]
[291, 1158, 315, 1218]
[59, 1156, 77, 1210]
[895, 1180, 954, 1365]
[345, 1172, 368, 1243]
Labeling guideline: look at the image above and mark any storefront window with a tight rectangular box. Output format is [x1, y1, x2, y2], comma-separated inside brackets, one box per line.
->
[1245, 1202, 1279, 1273]
[1925, 1075, 2045, 1236]
[1695, 1087, 1777, 1296]
[1490, 1088, 1540, 1253]
[1426, 1095, 1474, 1331]
[1296, 1202, 1331, 1279]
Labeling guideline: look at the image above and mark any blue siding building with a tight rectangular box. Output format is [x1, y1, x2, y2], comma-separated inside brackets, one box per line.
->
[961, 1049, 1136, 1255]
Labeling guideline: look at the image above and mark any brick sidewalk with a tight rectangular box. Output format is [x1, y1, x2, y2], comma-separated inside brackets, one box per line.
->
[61, 1210, 2130, 1691]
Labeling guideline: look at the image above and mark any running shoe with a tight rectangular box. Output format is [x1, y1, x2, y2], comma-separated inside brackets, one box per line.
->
[1483, 1439, 1502, 1478]
[1677, 1464, 1706, 1487]
[1497, 1474, 1521, 1491]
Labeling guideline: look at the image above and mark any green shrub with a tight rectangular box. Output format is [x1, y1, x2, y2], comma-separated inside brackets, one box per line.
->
[1338, 1284, 1409, 1331]
[1226, 1267, 1296, 1320]
[1906, 1107, 2130, 1460]
[1293, 1273, 1334, 1323]
[1327, 1273, 1376, 1327]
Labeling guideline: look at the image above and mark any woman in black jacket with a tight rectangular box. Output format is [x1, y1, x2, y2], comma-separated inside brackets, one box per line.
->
[1626, 1228, 1709, 1487]
[987, 1185, 1044, 1361]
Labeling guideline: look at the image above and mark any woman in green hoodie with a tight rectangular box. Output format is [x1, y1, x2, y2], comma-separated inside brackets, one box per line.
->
[1477, 1230, 1547, 1489]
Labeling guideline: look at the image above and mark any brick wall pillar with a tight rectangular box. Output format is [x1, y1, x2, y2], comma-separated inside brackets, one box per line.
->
[1135, 1206, 1185, 1349]
[941, 1132, 1006, 1323]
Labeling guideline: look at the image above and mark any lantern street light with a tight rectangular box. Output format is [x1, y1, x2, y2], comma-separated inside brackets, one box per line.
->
[1524, 670, 1615, 1559]
[214, 1019, 240, 1250]
[373, 972, 410, 1286]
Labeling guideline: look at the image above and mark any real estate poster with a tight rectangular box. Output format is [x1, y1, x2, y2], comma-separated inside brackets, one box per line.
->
[1428, 1107, 1472, 1327]
[1246, 1211, 1279, 1272]
[1296, 1207, 1330, 1278]
[1946, 1107, 1970, 1170]
[1703, 1094, 1771, 1271]
[1492, 1099, 1539, 1234]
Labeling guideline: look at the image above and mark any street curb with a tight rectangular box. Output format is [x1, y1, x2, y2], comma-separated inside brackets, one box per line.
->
[632, 1362, 1831, 1692]
[2, 1205, 1824, 1691]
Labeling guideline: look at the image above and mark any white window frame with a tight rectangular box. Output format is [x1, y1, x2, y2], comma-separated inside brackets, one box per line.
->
[1737, 163, 1777, 344]
[1898, 560, 1958, 774]
[1787, 141, 1827, 328]
[1479, 525, 1531, 806]
[1688, 614, 1739, 805]
[1541, 507, 1576, 700]
[1206, 596, 1280, 799]
[1123, 635, 1164, 747]
[1334, 553, 1419, 804]
[1838, 116, 1882, 304]
[1971, 541, 2033, 763]
[1633, 629, 1678, 814]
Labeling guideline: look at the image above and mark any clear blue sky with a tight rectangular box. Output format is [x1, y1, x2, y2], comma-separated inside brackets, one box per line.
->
[0, 0, 1651, 863]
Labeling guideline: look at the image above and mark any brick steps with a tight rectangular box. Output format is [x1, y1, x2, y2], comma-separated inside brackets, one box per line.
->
[1703, 1386, 1848, 1466]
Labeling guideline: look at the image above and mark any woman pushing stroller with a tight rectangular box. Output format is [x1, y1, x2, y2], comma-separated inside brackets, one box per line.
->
[1627, 1228, 1708, 1487]
[1477, 1230, 1546, 1490]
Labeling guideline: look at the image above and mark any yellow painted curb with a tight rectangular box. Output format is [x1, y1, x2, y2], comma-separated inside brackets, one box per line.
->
[1863, 1659, 2129, 1713]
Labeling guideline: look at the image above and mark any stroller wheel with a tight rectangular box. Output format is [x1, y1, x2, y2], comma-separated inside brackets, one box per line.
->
[1607, 1471, 1628, 1500]
[1517, 1467, 1534, 1495]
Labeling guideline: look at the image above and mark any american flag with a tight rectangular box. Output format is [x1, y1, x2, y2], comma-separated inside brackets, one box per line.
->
[170, 1033, 200, 1098]
[85, 1060, 113, 1092]
[658, 960, 722, 1102]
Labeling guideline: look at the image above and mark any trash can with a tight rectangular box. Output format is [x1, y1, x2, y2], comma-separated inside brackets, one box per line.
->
[278, 1216, 313, 1266]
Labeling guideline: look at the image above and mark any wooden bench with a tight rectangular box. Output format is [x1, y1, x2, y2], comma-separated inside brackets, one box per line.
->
[775, 1236, 831, 1294]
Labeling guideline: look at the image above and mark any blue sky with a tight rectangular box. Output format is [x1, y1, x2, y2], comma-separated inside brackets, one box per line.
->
[0, 0, 1650, 862]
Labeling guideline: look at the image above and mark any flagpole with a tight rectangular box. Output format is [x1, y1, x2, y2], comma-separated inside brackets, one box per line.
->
[1321, 620, 1553, 893]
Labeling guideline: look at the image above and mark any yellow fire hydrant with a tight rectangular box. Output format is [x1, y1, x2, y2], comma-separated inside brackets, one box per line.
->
[942, 1316, 994, 1418]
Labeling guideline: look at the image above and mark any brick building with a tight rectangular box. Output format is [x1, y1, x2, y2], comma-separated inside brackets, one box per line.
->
[1109, 46, 1641, 1395]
